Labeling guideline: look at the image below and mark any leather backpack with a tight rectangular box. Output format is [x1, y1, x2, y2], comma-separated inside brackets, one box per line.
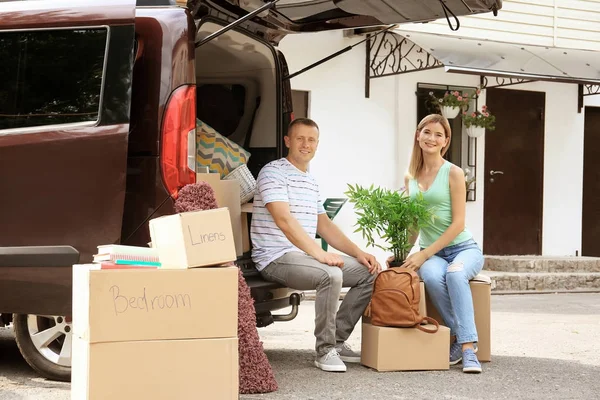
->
[365, 267, 439, 333]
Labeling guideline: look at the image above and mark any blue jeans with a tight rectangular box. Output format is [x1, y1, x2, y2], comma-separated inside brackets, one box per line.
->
[418, 239, 484, 344]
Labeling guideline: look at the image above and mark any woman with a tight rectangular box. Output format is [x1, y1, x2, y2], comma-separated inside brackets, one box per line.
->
[388, 114, 484, 373]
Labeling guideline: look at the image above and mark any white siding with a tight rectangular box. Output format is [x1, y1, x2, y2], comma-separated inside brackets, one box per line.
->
[395, 0, 600, 51]
[556, 0, 600, 50]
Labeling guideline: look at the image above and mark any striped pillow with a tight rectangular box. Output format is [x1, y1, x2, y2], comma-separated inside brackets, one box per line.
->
[196, 119, 251, 177]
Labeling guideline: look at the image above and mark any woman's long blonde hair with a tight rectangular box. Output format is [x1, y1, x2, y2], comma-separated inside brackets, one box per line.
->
[407, 114, 452, 179]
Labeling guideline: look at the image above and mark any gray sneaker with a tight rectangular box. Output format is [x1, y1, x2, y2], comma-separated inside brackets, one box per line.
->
[449, 342, 463, 365]
[336, 342, 361, 363]
[314, 348, 347, 372]
[450, 342, 479, 366]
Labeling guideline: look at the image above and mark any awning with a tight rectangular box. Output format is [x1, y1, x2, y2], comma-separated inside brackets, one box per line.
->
[395, 30, 600, 85]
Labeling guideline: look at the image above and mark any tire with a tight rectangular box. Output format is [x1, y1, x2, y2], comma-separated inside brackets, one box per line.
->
[13, 313, 72, 381]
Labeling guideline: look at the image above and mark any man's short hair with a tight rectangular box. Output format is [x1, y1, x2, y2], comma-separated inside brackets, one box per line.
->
[287, 118, 319, 136]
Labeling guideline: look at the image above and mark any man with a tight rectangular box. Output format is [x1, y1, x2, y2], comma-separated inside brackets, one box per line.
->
[251, 118, 381, 372]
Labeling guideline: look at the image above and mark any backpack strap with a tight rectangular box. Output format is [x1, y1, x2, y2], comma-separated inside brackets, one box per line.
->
[363, 301, 372, 318]
[416, 317, 440, 333]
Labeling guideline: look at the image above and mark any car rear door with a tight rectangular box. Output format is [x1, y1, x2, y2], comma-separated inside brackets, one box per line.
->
[191, 0, 502, 40]
[0, 0, 136, 262]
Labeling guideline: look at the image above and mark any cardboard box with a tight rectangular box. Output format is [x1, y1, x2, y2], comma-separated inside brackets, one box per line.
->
[418, 281, 427, 317]
[73, 265, 238, 343]
[241, 211, 251, 253]
[149, 208, 236, 268]
[197, 172, 244, 257]
[424, 275, 491, 362]
[72, 337, 238, 400]
[361, 322, 450, 371]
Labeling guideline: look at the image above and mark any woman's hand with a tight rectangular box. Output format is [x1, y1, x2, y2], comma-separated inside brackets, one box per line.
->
[386, 255, 395, 268]
[400, 250, 429, 271]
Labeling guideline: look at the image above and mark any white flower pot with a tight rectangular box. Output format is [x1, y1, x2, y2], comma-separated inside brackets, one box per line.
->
[440, 106, 460, 119]
[466, 126, 485, 138]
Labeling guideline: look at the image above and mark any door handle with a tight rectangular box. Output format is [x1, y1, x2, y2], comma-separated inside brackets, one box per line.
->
[490, 170, 504, 176]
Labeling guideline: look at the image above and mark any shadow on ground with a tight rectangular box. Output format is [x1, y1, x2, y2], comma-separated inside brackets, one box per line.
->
[240, 349, 600, 400]
[0, 328, 69, 395]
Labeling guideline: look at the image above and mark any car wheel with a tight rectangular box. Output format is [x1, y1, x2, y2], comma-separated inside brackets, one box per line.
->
[12, 313, 72, 381]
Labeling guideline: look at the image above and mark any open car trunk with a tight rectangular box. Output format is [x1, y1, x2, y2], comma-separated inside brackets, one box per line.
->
[195, 18, 283, 182]
[191, 0, 502, 40]
[195, 21, 298, 320]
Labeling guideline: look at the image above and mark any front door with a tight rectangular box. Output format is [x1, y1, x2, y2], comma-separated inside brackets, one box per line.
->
[483, 88, 545, 255]
[582, 107, 600, 256]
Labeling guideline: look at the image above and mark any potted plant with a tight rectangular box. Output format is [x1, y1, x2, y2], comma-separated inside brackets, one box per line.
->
[345, 184, 434, 267]
[463, 105, 496, 138]
[430, 89, 479, 119]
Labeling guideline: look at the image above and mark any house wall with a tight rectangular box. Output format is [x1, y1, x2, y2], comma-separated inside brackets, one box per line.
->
[280, 29, 599, 259]
[395, 0, 600, 51]
[279, 31, 484, 262]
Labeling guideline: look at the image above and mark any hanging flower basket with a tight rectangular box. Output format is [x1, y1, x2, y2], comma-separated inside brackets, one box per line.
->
[466, 126, 485, 138]
[429, 89, 480, 119]
[463, 105, 495, 138]
[440, 106, 460, 119]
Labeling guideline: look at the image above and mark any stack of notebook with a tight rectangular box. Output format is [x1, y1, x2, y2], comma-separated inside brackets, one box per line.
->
[93, 244, 161, 269]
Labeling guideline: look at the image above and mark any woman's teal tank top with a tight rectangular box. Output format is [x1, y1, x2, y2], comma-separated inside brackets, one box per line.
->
[408, 161, 473, 248]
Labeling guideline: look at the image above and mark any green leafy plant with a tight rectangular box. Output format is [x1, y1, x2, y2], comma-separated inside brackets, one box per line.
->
[345, 184, 435, 264]
[462, 105, 496, 130]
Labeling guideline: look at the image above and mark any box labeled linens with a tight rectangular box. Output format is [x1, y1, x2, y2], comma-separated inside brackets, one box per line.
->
[361, 322, 450, 371]
[149, 207, 236, 268]
[197, 172, 244, 256]
[72, 337, 238, 400]
[72, 265, 238, 343]
[424, 275, 492, 362]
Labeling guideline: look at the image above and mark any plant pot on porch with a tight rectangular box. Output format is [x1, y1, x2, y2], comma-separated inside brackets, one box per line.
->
[466, 125, 485, 138]
[440, 106, 460, 119]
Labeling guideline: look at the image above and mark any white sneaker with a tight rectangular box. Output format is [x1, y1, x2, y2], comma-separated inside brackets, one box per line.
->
[336, 342, 361, 363]
[314, 348, 347, 372]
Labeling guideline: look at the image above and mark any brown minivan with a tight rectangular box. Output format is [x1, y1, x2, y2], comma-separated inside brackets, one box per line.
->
[0, 0, 501, 381]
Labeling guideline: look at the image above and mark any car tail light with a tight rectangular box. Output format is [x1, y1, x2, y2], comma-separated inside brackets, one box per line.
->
[160, 85, 197, 199]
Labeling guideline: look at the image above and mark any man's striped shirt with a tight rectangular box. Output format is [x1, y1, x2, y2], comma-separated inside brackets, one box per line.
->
[251, 158, 325, 271]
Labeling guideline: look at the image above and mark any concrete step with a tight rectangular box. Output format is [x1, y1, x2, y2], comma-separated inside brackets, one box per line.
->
[484, 256, 600, 273]
[481, 271, 600, 293]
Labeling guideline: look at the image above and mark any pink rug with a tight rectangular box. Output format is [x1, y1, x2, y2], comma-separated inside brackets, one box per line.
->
[236, 268, 278, 394]
[175, 183, 278, 394]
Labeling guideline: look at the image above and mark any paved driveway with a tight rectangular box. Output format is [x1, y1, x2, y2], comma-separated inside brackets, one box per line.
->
[1, 293, 599, 399]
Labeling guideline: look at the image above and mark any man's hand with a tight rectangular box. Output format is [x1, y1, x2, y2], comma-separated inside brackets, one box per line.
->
[315, 251, 345, 268]
[356, 251, 381, 275]
[400, 250, 429, 271]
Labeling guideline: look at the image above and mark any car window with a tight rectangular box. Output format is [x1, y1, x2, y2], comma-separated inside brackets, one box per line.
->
[0, 28, 107, 132]
[196, 84, 246, 138]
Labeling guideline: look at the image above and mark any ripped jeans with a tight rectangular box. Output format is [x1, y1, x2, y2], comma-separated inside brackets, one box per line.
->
[418, 239, 484, 344]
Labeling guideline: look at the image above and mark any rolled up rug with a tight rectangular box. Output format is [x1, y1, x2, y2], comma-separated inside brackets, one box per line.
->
[236, 268, 278, 393]
[174, 182, 278, 394]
